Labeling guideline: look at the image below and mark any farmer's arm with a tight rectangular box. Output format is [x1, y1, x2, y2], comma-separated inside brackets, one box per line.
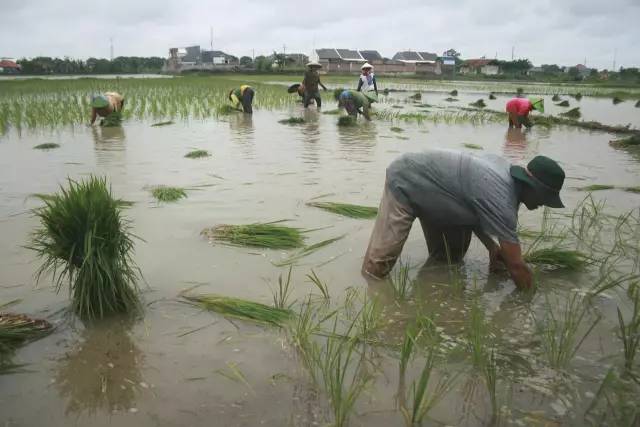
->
[373, 76, 378, 96]
[499, 240, 532, 290]
[319, 77, 327, 91]
[357, 78, 363, 92]
[90, 108, 97, 125]
[473, 229, 505, 271]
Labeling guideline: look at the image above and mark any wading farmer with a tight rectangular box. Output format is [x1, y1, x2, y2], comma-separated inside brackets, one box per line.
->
[302, 62, 327, 108]
[357, 63, 378, 97]
[506, 97, 544, 128]
[90, 92, 124, 125]
[362, 149, 566, 290]
[229, 85, 255, 114]
[338, 90, 376, 121]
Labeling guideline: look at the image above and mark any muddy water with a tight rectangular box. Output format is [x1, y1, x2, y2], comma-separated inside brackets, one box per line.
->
[1, 85, 639, 426]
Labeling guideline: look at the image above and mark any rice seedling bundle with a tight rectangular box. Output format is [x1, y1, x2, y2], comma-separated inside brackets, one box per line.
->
[449, 89, 458, 96]
[182, 294, 293, 327]
[100, 111, 122, 127]
[151, 120, 174, 127]
[559, 107, 581, 119]
[555, 100, 570, 107]
[488, 93, 496, 100]
[307, 201, 378, 219]
[516, 88, 524, 95]
[574, 93, 583, 100]
[337, 116, 356, 127]
[463, 143, 483, 150]
[609, 134, 640, 148]
[33, 143, 60, 150]
[624, 186, 640, 193]
[612, 97, 624, 105]
[552, 94, 561, 102]
[578, 184, 615, 191]
[524, 248, 588, 270]
[0, 313, 53, 354]
[390, 126, 404, 133]
[150, 186, 187, 202]
[409, 92, 422, 100]
[202, 221, 305, 249]
[469, 99, 486, 108]
[28, 176, 141, 319]
[278, 117, 305, 125]
[444, 97, 458, 102]
[216, 104, 238, 115]
[635, 100, 640, 108]
[184, 149, 210, 159]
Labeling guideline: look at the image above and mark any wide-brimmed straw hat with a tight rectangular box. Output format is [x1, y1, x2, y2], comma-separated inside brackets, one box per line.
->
[528, 97, 545, 113]
[306, 62, 322, 68]
[361, 62, 373, 70]
[510, 155, 565, 208]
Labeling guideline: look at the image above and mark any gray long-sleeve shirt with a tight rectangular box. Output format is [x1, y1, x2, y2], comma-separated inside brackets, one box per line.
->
[386, 149, 520, 243]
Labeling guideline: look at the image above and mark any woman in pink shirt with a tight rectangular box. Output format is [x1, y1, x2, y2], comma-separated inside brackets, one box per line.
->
[505, 97, 544, 128]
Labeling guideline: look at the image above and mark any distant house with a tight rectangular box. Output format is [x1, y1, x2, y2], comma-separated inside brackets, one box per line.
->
[310, 48, 365, 72]
[201, 50, 238, 65]
[285, 53, 309, 67]
[165, 45, 238, 73]
[359, 50, 383, 64]
[459, 59, 500, 75]
[391, 51, 441, 74]
[0, 59, 21, 74]
[574, 64, 593, 78]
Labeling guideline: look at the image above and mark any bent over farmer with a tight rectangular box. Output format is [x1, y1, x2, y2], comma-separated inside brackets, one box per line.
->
[338, 90, 376, 121]
[229, 85, 255, 114]
[302, 62, 327, 108]
[362, 149, 566, 290]
[506, 97, 544, 128]
[90, 92, 124, 125]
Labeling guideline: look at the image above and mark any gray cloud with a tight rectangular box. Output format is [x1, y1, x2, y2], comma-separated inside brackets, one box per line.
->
[1, 0, 638, 69]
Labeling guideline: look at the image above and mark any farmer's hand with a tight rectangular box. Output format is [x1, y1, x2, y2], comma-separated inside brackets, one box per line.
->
[489, 248, 507, 272]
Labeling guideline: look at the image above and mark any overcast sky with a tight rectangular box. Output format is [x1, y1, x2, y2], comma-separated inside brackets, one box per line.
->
[2, 0, 639, 69]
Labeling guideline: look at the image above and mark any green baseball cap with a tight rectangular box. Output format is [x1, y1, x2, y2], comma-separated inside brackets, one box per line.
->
[510, 155, 565, 208]
[528, 97, 544, 113]
[91, 94, 109, 108]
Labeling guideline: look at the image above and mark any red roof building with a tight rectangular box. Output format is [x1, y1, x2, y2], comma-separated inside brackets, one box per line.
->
[0, 60, 21, 72]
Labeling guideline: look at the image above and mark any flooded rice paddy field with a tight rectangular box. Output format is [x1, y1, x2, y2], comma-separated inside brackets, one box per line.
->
[1, 75, 639, 426]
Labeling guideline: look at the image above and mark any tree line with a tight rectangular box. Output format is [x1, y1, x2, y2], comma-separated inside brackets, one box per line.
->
[16, 56, 165, 74]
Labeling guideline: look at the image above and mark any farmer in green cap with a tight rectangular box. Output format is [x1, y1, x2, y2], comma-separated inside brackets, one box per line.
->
[362, 149, 566, 290]
[505, 97, 544, 128]
[228, 85, 255, 113]
[302, 62, 328, 108]
[338, 90, 377, 121]
[90, 92, 124, 125]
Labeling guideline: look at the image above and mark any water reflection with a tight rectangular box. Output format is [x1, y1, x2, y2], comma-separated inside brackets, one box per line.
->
[502, 128, 528, 161]
[228, 114, 255, 159]
[337, 121, 377, 161]
[54, 316, 144, 416]
[91, 126, 126, 166]
[300, 109, 321, 164]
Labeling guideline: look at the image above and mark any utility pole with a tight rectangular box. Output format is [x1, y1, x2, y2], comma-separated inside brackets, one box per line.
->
[110, 37, 114, 61]
[511, 46, 514, 61]
[210, 27, 213, 51]
[252, 49, 255, 61]
[282, 44, 286, 70]
[613, 48, 617, 71]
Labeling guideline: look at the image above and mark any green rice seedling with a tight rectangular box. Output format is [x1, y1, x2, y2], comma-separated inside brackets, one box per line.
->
[467, 297, 489, 367]
[33, 143, 60, 150]
[272, 235, 345, 267]
[584, 367, 640, 425]
[182, 293, 293, 327]
[0, 313, 53, 354]
[484, 349, 499, 421]
[306, 269, 330, 299]
[322, 109, 341, 115]
[616, 291, 640, 371]
[560, 107, 581, 119]
[401, 346, 456, 426]
[524, 248, 588, 270]
[354, 296, 384, 343]
[270, 266, 294, 309]
[216, 104, 238, 115]
[307, 201, 378, 219]
[555, 100, 570, 107]
[534, 293, 601, 369]
[578, 184, 616, 191]
[337, 116, 356, 126]
[100, 111, 122, 127]
[552, 94, 561, 102]
[399, 325, 418, 380]
[609, 134, 640, 148]
[463, 143, 483, 150]
[489, 93, 496, 100]
[184, 149, 210, 159]
[28, 176, 141, 319]
[390, 126, 404, 133]
[214, 361, 254, 394]
[202, 221, 305, 249]
[278, 117, 305, 125]
[469, 99, 486, 108]
[612, 96, 624, 105]
[150, 186, 187, 202]
[624, 186, 640, 193]
[391, 260, 413, 301]
[151, 120, 174, 127]
[409, 92, 422, 100]
[444, 97, 458, 102]
[449, 89, 458, 96]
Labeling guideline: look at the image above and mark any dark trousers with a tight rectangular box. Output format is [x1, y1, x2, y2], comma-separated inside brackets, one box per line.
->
[303, 91, 322, 108]
[242, 88, 254, 114]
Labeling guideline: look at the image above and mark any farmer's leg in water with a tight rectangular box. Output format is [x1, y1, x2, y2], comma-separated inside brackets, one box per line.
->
[419, 219, 472, 263]
[242, 88, 254, 114]
[362, 180, 416, 279]
[314, 91, 322, 108]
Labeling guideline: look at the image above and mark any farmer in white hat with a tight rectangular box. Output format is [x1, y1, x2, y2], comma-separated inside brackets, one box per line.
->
[302, 62, 327, 109]
[90, 92, 124, 125]
[357, 63, 378, 97]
